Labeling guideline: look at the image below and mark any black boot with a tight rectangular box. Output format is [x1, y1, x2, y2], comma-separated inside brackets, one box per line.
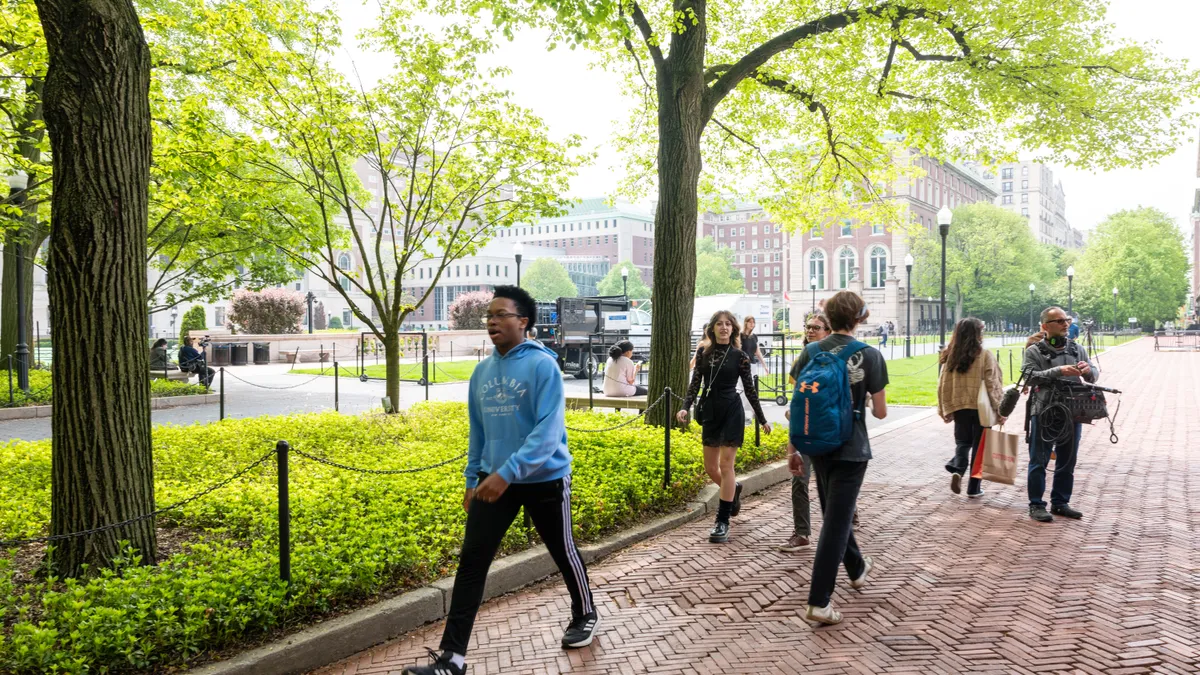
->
[710, 500, 733, 543]
[730, 482, 744, 517]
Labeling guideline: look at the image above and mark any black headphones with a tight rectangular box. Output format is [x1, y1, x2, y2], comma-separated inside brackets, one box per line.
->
[1047, 335, 1067, 349]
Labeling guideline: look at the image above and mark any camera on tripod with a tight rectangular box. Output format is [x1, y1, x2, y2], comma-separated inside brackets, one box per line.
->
[198, 336, 212, 348]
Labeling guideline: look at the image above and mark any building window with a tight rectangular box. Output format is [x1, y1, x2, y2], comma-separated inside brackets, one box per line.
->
[838, 248, 856, 289]
[214, 307, 226, 327]
[752, 281, 758, 292]
[1021, 207, 1030, 217]
[1022, 165, 1029, 176]
[475, 265, 479, 276]
[739, 241, 746, 250]
[718, 228, 724, 237]
[740, 227, 746, 235]
[1002, 195, 1013, 204]
[840, 219, 853, 237]
[872, 222, 885, 235]
[774, 280, 781, 291]
[342, 310, 353, 327]
[751, 225, 758, 235]
[1021, 193, 1029, 203]
[1003, 181, 1013, 192]
[774, 266, 781, 278]
[868, 246, 888, 289]
[808, 249, 826, 289]
[752, 267, 758, 277]
[1002, 167, 1013, 179]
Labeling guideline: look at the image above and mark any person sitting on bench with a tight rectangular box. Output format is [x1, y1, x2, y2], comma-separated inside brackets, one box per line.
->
[602, 340, 647, 397]
[178, 337, 215, 387]
[150, 338, 180, 372]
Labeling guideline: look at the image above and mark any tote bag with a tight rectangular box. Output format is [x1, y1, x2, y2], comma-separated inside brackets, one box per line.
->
[970, 427, 1019, 485]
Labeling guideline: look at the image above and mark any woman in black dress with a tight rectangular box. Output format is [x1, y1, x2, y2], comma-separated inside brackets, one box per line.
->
[677, 310, 772, 543]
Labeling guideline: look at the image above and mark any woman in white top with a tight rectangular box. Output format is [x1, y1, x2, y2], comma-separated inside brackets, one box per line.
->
[603, 340, 647, 397]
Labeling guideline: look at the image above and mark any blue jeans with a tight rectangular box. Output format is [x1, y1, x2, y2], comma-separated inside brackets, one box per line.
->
[1027, 416, 1082, 508]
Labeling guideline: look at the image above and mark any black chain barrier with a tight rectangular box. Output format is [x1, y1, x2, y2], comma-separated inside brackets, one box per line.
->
[289, 446, 467, 475]
[223, 369, 329, 390]
[0, 449, 276, 548]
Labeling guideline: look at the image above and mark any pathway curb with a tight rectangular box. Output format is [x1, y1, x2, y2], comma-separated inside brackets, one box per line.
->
[193, 408, 934, 675]
[0, 393, 220, 421]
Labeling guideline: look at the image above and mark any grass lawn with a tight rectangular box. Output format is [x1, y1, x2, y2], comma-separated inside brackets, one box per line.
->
[293, 359, 480, 383]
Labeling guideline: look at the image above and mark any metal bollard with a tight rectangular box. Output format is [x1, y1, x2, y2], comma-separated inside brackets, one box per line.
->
[276, 440, 291, 586]
[219, 368, 225, 420]
[664, 387, 673, 488]
[7, 355, 12, 404]
[754, 376, 761, 448]
[334, 361, 339, 411]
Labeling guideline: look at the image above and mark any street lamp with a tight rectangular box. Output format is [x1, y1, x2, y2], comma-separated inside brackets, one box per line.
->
[1028, 283, 1035, 332]
[621, 265, 629, 298]
[1112, 287, 1119, 340]
[810, 276, 817, 313]
[305, 291, 316, 334]
[170, 308, 178, 339]
[904, 253, 914, 358]
[937, 205, 952, 353]
[7, 172, 29, 391]
[513, 243, 524, 287]
[1066, 265, 1075, 315]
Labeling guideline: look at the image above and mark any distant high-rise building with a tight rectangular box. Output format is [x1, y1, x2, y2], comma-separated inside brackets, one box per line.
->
[984, 161, 1076, 248]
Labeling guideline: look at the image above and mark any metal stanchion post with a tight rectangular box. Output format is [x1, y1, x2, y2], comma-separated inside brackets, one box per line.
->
[219, 368, 225, 420]
[334, 361, 339, 411]
[7, 356, 12, 404]
[276, 440, 291, 587]
[587, 334, 595, 410]
[423, 332, 430, 401]
[663, 387, 673, 488]
[754, 376, 761, 448]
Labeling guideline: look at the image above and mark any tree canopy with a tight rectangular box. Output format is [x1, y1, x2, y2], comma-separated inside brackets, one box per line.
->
[521, 257, 578, 301]
[596, 260, 651, 298]
[694, 236, 745, 296]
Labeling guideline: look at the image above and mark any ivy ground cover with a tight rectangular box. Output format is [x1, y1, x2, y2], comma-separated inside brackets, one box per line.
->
[0, 403, 787, 673]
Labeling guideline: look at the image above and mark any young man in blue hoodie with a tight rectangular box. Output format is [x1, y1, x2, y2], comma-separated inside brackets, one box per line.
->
[404, 285, 598, 675]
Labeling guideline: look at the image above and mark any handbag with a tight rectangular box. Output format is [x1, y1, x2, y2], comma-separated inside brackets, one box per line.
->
[970, 426, 1019, 485]
[694, 345, 730, 424]
[977, 378, 998, 427]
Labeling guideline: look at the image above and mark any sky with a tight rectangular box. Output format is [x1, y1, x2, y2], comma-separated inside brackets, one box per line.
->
[332, 0, 1200, 236]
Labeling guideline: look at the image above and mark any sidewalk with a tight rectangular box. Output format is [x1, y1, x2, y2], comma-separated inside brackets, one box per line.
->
[315, 338, 1200, 674]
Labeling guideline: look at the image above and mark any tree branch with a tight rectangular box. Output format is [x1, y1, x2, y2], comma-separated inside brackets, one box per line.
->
[877, 39, 899, 95]
[710, 117, 780, 183]
[624, 1, 664, 68]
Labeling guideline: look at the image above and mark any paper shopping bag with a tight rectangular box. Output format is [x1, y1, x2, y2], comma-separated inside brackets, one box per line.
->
[980, 427, 1019, 485]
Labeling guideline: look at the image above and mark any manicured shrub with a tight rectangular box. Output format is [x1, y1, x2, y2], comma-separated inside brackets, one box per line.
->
[448, 290, 492, 330]
[179, 305, 208, 340]
[227, 289, 305, 334]
[0, 406, 787, 672]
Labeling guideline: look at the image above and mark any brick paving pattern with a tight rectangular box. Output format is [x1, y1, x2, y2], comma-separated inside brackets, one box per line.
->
[316, 339, 1199, 674]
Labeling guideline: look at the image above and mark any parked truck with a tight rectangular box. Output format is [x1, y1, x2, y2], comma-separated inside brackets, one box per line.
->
[533, 296, 652, 378]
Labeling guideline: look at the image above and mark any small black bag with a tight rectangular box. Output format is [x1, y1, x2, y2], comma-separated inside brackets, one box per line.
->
[693, 345, 730, 425]
[1068, 389, 1109, 424]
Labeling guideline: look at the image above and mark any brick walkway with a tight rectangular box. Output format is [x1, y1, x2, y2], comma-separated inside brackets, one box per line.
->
[315, 339, 1200, 674]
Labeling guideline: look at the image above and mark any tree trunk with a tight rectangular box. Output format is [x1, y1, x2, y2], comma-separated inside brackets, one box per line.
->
[1, 81, 47, 361]
[646, 1, 708, 426]
[35, 0, 156, 576]
[383, 328, 401, 412]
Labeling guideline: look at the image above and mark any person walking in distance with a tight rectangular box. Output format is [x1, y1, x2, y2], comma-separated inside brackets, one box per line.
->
[677, 310, 772, 543]
[741, 316, 771, 378]
[402, 285, 598, 675]
[937, 318, 1006, 498]
[778, 313, 830, 552]
[789, 291, 888, 625]
[1024, 306, 1097, 523]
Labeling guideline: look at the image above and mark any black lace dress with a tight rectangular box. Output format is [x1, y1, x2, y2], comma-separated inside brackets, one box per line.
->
[683, 343, 769, 447]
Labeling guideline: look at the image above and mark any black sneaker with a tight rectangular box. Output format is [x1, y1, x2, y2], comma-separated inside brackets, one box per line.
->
[709, 520, 730, 543]
[401, 649, 465, 675]
[730, 482, 744, 517]
[1051, 504, 1083, 519]
[561, 611, 600, 648]
[1029, 505, 1054, 523]
[950, 473, 963, 494]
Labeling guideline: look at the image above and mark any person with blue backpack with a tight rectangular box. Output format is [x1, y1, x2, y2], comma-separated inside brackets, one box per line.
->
[788, 291, 889, 625]
[677, 310, 772, 544]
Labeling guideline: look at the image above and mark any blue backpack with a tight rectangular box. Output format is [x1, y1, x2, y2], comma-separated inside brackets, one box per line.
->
[789, 340, 868, 456]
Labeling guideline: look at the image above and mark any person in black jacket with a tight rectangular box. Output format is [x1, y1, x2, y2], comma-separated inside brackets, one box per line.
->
[178, 337, 215, 387]
[150, 338, 178, 372]
[677, 310, 772, 544]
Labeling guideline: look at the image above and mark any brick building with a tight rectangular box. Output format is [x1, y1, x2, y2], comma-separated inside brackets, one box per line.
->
[697, 203, 790, 301]
[788, 153, 997, 333]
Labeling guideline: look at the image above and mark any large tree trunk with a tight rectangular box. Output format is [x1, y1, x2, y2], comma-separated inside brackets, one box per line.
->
[383, 328, 401, 412]
[35, 0, 156, 575]
[646, 1, 707, 426]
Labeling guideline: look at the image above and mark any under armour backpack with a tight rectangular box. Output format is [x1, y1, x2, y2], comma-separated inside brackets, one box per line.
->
[789, 340, 869, 456]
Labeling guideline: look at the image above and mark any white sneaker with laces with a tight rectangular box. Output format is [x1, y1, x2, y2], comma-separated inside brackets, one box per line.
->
[850, 555, 873, 590]
[805, 603, 842, 625]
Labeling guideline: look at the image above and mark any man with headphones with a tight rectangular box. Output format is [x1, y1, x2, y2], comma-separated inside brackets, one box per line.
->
[1022, 306, 1099, 523]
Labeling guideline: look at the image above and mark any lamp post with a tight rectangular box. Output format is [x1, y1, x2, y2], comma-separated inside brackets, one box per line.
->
[513, 243, 524, 287]
[8, 172, 29, 391]
[1028, 283, 1035, 332]
[305, 291, 315, 334]
[810, 276, 817, 313]
[937, 206, 952, 353]
[1066, 265, 1075, 316]
[905, 253, 914, 358]
[621, 265, 629, 298]
[1112, 287, 1118, 340]
[169, 308, 178, 339]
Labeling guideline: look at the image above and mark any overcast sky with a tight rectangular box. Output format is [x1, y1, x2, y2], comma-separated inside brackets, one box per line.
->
[333, 0, 1200, 235]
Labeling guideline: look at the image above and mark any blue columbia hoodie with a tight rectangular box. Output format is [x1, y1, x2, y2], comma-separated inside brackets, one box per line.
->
[465, 339, 570, 489]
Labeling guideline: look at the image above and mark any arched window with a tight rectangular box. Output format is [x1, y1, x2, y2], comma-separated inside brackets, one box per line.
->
[868, 246, 888, 289]
[807, 249, 826, 289]
[838, 248, 856, 289]
[337, 254, 352, 292]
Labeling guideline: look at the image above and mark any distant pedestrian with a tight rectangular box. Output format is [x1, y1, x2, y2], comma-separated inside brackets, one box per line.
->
[678, 310, 772, 544]
[741, 316, 771, 377]
[402, 285, 598, 675]
[789, 291, 888, 625]
[879, 322, 889, 348]
[937, 318, 1005, 498]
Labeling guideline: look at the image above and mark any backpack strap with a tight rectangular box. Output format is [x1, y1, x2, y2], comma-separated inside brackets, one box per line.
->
[834, 340, 869, 363]
[804, 341, 823, 360]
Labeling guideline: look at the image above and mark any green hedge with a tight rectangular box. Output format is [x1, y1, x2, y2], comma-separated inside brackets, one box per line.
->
[0, 405, 786, 673]
[1, 373, 208, 409]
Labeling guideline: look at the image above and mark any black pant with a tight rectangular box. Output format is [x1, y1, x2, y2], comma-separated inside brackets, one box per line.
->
[440, 474, 595, 655]
[185, 364, 215, 387]
[807, 457, 868, 608]
[952, 409, 984, 495]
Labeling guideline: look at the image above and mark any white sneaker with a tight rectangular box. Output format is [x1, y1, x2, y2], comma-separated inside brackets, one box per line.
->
[967, 490, 985, 499]
[849, 556, 873, 590]
[805, 603, 842, 625]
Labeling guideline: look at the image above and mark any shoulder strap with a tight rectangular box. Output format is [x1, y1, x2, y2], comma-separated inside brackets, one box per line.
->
[834, 340, 869, 363]
[804, 341, 823, 359]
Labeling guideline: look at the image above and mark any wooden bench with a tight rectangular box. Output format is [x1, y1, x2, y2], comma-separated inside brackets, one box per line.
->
[150, 370, 193, 382]
[565, 394, 649, 412]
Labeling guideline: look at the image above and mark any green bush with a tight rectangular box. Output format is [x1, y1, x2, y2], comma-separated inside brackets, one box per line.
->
[1, 373, 208, 409]
[328, 315, 343, 329]
[179, 305, 208, 339]
[0, 405, 786, 673]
